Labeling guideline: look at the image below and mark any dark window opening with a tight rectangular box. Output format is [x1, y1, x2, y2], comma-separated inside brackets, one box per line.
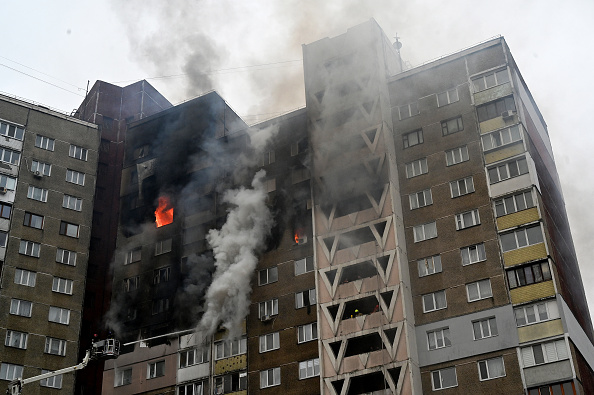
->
[348, 371, 389, 395]
[340, 261, 378, 283]
[344, 332, 383, 357]
[342, 295, 380, 320]
[337, 227, 376, 250]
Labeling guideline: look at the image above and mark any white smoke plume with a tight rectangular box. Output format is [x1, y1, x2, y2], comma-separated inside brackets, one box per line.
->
[196, 169, 273, 338]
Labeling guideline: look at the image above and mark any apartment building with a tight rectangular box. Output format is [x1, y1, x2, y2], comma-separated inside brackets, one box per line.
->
[0, 93, 100, 394]
[94, 19, 594, 395]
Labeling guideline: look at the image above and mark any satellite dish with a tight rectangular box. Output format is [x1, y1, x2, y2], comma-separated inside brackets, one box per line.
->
[394, 41, 402, 50]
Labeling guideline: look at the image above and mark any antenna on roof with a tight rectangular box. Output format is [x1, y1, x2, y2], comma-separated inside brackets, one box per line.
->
[393, 33, 404, 72]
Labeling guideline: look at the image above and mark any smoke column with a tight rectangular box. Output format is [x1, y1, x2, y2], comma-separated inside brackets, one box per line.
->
[196, 169, 273, 338]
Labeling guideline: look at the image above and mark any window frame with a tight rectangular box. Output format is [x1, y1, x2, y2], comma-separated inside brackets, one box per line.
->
[14, 268, 36, 287]
[431, 367, 458, 390]
[153, 266, 171, 284]
[0, 147, 20, 166]
[154, 238, 172, 255]
[0, 122, 24, 140]
[514, 300, 558, 327]
[500, 224, 544, 252]
[409, 188, 433, 210]
[437, 87, 459, 107]
[214, 337, 247, 360]
[259, 332, 280, 353]
[0, 202, 11, 219]
[445, 145, 469, 166]
[52, 277, 73, 295]
[260, 367, 281, 389]
[35, 135, 55, 151]
[59, 221, 80, 238]
[422, 290, 447, 313]
[69, 144, 88, 161]
[0, 175, 16, 191]
[413, 221, 437, 243]
[27, 185, 48, 202]
[31, 160, 52, 176]
[473, 317, 498, 340]
[403, 129, 424, 148]
[455, 209, 481, 230]
[62, 194, 82, 211]
[477, 96, 516, 123]
[125, 247, 142, 264]
[405, 157, 428, 178]
[56, 248, 77, 266]
[417, 255, 442, 277]
[481, 124, 522, 152]
[521, 339, 569, 367]
[506, 261, 552, 289]
[427, 327, 451, 350]
[494, 190, 534, 217]
[65, 169, 86, 186]
[294, 256, 314, 275]
[398, 102, 419, 120]
[478, 356, 506, 381]
[466, 279, 493, 302]
[297, 322, 318, 343]
[115, 368, 132, 387]
[147, 360, 166, 379]
[0, 363, 23, 381]
[441, 116, 464, 136]
[299, 358, 320, 380]
[487, 157, 529, 184]
[5, 330, 28, 349]
[40, 369, 63, 389]
[44, 337, 67, 356]
[259, 298, 279, 317]
[450, 176, 475, 198]
[259, 266, 278, 286]
[472, 69, 510, 92]
[48, 306, 70, 324]
[179, 347, 208, 368]
[295, 289, 316, 309]
[23, 212, 44, 229]
[461, 243, 486, 266]
[19, 240, 40, 257]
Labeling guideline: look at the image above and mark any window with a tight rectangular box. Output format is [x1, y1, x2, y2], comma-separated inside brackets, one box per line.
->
[0, 174, 16, 191]
[477, 96, 516, 123]
[19, 240, 40, 257]
[291, 138, 308, 156]
[40, 370, 63, 388]
[259, 298, 278, 318]
[488, 157, 529, 184]
[48, 306, 70, 324]
[455, 209, 480, 230]
[431, 367, 457, 390]
[5, 330, 28, 349]
[147, 360, 165, 379]
[179, 348, 208, 368]
[178, 381, 204, 395]
[59, 221, 80, 238]
[441, 117, 463, 136]
[461, 243, 486, 266]
[445, 146, 469, 166]
[417, 255, 442, 277]
[0, 230, 6, 248]
[482, 125, 522, 151]
[405, 158, 428, 178]
[0, 363, 23, 381]
[403, 129, 423, 148]
[259, 332, 280, 352]
[478, 357, 505, 380]
[31, 160, 52, 176]
[0, 147, 20, 165]
[467, 279, 493, 302]
[427, 328, 451, 350]
[52, 277, 73, 294]
[413, 222, 437, 242]
[45, 337, 67, 356]
[494, 190, 534, 217]
[260, 367, 281, 388]
[422, 290, 447, 313]
[500, 224, 544, 252]
[27, 186, 48, 202]
[528, 382, 576, 395]
[265, 178, 276, 192]
[0, 122, 24, 140]
[155, 238, 172, 255]
[409, 189, 432, 209]
[521, 339, 569, 367]
[69, 144, 88, 161]
[63, 194, 82, 211]
[472, 69, 510, 92]
[153, 267, 171, 284]
[125, 247, 142, 264]
[66, 169, 85, 186]
[56, 248, 77, 266]
[35, 135, 55, 151]
[437, 87, 459, 107]
[398, 102, 419, 120]
[14, 269, 36, 287]
[215, 337, 247, 360]
[295, 289, 316, 309]
[123, 276, 139, 292]
[299, 358, 320, 379]
[152, 298, 170, 314]
[514, 300, 559, 327]
[259, 150, 276, 166]
[507, 261, 552, 289]
[115, 368, 132, 387]
[0, 202, 11, 219]
[215, 372, 247, 394]
[473, 317, 498, 339]
[10, 299, 32, 318]
[298, 323, 318, 343]
[24, 212, 44, 229]
[295, 256, 314, 275]
[259, 266, 278, 285]
[450, 176, 474, 198]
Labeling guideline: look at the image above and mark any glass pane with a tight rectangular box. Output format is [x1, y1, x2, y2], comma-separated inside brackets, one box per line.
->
[443, 329, 451, 346]
[524, 266, 535, 284]
[496, 69, 510, 84]
[516, 230, 528, 248]
[507, 271, 518, 289]
[487, 358, 504, 377]
[533, 346, 545, 364]
[485, 73, 496, 88]
[437, 92, 447, 106]
[423, 295, 434, 311]
[468, 284, 479, 301]
[501, 233, 517, 252]
[537, 303, 548, 320]
[562, 382, 574, 395]
[473, 322, 482, 339]
[527, 226, 543, 245]
[490, 318, 498, 336]
[441, 368, 457, 387]
[479, 361, 488, 379]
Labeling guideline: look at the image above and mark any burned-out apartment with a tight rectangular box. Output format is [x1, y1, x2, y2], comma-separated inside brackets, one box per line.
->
[0, 18, 593, 395]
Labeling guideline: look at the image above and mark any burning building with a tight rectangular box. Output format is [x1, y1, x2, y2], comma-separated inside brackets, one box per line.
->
[88, 18, 594, 395]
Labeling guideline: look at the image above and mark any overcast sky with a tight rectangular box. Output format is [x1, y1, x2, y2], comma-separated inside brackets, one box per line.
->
[2, 0, 593, 317]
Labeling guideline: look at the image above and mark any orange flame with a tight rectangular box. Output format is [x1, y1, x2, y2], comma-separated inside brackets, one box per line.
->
[155, 196, 174, 227]
[295, 232, 299, 244]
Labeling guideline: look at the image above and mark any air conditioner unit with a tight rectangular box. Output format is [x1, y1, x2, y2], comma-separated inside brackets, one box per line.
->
[501, 110, 515, 119]
[0, 187, 7, 194]
[296, 236, 308, 245]
[261, 314, 272, 322]
[33, 170, 42, 178]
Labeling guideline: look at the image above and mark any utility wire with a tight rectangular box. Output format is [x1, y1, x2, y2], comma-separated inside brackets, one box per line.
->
[0, 55, 84, 90]
[0, 63, 84, 97]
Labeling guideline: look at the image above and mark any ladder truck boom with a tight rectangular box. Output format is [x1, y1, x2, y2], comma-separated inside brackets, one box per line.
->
[7, 338, 119, 395]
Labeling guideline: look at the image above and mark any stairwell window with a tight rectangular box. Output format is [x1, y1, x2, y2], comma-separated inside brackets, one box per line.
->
[409, 189, 432, 209]
[417, 255, 442, 277]
[413, 221, 437, 242]
[466, 279, 492, 302]
[403, 129, 423, 148]
[69, 144, 88, 161]
[450, 176, 474, 198]
[35, 135, 55, 151]
[405, 158, 428, 178]
[427, 328, 451, 350]
[455, 209, 480, 230]
[422, 290, 447, 312]
[445, 146, 469, 166]
[27, 186, 48, 202]
[488, 157, 529, 184]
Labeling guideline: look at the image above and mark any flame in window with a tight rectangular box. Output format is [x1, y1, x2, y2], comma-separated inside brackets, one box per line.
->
[155, 196, 173, 227]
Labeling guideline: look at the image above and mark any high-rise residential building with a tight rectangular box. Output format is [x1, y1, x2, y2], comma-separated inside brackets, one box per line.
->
[0, 93, 100, 393]
[10, 18, 585, 395]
